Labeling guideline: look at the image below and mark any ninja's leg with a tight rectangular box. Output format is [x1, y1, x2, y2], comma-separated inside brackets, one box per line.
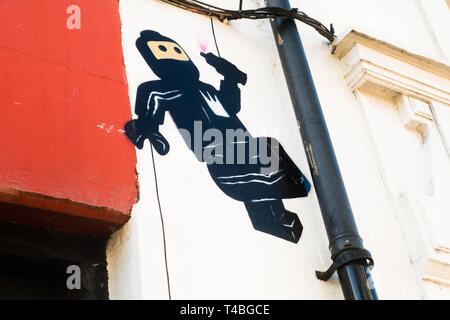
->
[244, 199, 303, 243]
[263, 137, 311, 197]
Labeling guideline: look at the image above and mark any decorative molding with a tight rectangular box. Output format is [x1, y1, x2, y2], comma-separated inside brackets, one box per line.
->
[430, 101, 450, 157]
[396, 95, 433, 136]
[418, 196, 450, 289]
[334, 29, 450, 155]
[423, 247, 450, 288]
[332, 29, 450, 79]
[333, 30, 450, 294]
[332, 30, 450, 106]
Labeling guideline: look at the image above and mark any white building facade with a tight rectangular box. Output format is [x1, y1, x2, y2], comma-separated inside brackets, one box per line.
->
[107, 0, 450, 300]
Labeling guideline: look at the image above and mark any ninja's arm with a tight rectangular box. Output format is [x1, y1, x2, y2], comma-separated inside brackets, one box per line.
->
[218, 79, 242, 115]
[201, 52, 247, 115]
[125, 83, 180, 155]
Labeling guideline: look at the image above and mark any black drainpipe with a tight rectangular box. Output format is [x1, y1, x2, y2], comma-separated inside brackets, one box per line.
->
[266, 0, 377, 300]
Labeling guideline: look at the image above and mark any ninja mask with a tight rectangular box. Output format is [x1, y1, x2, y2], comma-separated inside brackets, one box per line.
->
[136, 30, 200, 86]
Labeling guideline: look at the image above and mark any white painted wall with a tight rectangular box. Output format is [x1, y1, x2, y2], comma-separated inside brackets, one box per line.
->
[107, 0, 450, 299]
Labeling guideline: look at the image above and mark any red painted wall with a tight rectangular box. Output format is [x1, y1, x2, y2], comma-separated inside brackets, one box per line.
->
[0, 0, 137, 235]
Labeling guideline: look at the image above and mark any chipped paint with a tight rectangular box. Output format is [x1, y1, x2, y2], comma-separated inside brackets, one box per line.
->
[277, 32, 284, 46]
[305, 143, 319, 176]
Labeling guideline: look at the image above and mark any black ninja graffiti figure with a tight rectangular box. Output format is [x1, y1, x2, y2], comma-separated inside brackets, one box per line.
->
[125, 30, 311, 243]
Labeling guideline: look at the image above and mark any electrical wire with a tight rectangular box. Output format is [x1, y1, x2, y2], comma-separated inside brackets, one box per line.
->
[150, 145, 172, 300]
[160, 0, 336, 42]
[210, 17, 221, 57]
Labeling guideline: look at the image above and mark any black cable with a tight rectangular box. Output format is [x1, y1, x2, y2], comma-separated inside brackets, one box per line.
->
[160, 0, 335, 42]
[150, 145, 172, 300]
[210, 17, 221, 57]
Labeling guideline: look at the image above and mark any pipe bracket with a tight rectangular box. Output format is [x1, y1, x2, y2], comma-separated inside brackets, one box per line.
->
[316, 248, 374, 281]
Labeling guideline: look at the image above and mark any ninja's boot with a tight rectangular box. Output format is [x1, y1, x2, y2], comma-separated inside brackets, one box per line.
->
[244, 200, 303, 243]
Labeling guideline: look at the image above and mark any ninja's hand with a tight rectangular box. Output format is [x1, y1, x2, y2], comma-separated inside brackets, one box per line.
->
[200, 52, 247, 85]
[124, 119, 169, 155]
[124, 119, 147, 149]
[149, 132, 170, 155]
